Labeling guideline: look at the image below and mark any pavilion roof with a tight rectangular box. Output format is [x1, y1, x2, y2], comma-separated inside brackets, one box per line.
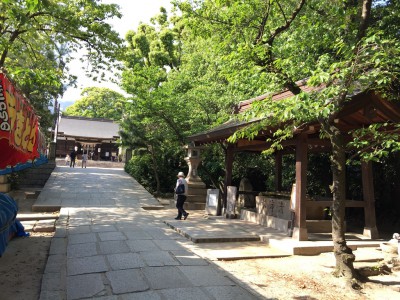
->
[57, 116, 119, 141]
[188, 83, 400, 149]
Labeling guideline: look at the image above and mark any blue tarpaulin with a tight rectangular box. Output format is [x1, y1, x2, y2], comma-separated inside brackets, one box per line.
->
[0, 193, 27, 256]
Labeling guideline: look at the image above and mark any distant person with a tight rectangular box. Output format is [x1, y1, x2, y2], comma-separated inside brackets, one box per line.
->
[174, 172, 189, 220]
[82, 152, 88, 168]
[70, 150, 76, 168]
[65, 154, 70, 166]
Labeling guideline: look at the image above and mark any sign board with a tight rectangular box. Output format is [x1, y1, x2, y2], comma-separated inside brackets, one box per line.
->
[205, 189, 219, 215]
[226, 186, 237, 218]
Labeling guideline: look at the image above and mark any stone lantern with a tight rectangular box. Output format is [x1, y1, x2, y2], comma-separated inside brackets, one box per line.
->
[183, 144, 206, 209]
[184, 145, 205, 187]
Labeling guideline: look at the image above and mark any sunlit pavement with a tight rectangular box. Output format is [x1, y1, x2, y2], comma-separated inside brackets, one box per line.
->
[37, 166, 262, 300]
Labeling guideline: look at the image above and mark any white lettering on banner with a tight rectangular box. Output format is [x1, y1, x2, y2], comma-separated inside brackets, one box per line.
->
[0, 85, 10, 131]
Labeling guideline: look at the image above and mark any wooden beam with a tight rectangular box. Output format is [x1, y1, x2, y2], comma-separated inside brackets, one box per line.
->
[275, 151, 283, 192]
[361, 161, 379, 238]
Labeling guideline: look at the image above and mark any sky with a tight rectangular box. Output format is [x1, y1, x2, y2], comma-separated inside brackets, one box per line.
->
[59, 0, 172, 107]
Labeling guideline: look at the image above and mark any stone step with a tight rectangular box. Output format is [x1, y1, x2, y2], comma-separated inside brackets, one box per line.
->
[17, 213, 59, 221]
[21, 219, 57, 232]
[306, 220, 332, 233]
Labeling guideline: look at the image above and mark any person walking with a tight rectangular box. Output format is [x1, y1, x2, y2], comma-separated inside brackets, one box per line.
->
[174, 171, 189, 220]
[81, 152, 88, 168]
[65, 154, 70, 166]
[70, 150, 76, 168]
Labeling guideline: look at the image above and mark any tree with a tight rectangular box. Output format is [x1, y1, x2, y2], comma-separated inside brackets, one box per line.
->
[0, 0, 124, 130]
[178, 0, 400, 287]
[64, 87, 126, 120]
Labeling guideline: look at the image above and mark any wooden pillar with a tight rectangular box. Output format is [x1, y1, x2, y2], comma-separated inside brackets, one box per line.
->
[361, 161, 379, 239]
[274, 151, 283, 192]
[292, 133, 308, 241]
[221, 144, 234, 215]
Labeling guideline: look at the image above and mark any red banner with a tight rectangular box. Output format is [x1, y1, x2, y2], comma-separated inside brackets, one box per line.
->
[0, 73, 47, 174]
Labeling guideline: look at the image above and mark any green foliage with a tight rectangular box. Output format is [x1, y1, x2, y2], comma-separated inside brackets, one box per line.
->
[0, 0, 124, 132]
[64, 87, 127, 120]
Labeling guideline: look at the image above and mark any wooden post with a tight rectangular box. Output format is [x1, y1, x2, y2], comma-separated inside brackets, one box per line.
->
[275, 151, 283, 192]
[361, 161, 379, 238]
[221, 144, 234, 215]
[292, 133, 308, 241]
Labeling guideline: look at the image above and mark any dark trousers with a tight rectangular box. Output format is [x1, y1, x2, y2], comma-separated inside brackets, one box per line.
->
[70, 158, 75, 168]
[176, 195, 187, 218]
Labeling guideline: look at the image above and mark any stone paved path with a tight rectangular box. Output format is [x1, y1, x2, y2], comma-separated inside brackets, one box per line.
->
[37, 166, 261, 300]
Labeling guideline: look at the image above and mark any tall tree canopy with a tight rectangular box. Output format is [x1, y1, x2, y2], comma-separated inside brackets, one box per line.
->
[176, 0, 400, 287]
[64, 87, 126, 121]
[0, 0, 124, 130]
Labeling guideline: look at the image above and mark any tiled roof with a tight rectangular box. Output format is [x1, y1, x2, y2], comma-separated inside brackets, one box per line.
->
[58, 116, 119, 140]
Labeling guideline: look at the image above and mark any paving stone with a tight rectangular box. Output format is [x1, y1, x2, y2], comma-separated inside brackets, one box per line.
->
[54, 227, 67, 238]
[171, 250, 209, 266]
[98, 231, 126, 241]
[68, 225, 91, 235]
[68, 218, 92, 226]
[139, 250, 179, 267]
[124, 230, 153, 240]
[39, 290, 65, 300]
[142, 267, 193, 290]
[115, 223, 142, 231]
[67, 255, 108, 276]
[120, 291, 162, 300]
[67, 273, 105, 300]
[107, 252, 145, 270]
[126, 240, 160, 252]
[41, 272, 65, 291]
[204, 286, 258, 300]
[45, 254, 66, 274]
[178, 266, 235, 287]
[67, 242, 97, 258]
[153, 239, 186, 251]
[99, 240, 130, 255]
[91, 224, 117, 232]
[68, 233, 97, 244]
[49, 238, 67, 255]
[92, 296, 118, 300]
[106, 269, 149, 294]
[159, 287, 212, 300]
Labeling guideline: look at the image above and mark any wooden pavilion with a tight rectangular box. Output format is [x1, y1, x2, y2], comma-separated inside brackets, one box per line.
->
[188, 81, 400, 241]
[56, 116, 120, 161]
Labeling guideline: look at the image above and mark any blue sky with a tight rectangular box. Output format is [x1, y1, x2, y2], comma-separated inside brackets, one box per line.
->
[60, 0, 172, 107]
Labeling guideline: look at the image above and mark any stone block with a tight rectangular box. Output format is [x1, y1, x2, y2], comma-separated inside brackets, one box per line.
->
[139, 251, 179, 267]
[34, 219, 56, 232]
[160, 287, 211, 300]
[106, 269, 149, 294]
[99, 240, 130, 255]
[142, 266, 193, 290]
[204, 285, 257, 300]
[67, 243, 98, 258]
[178, 266, 234, 287]
[67, 255, 108, 276]
[107, 252, 145, 270]
[120, 291, 161, 300]
[67, 273, 104, 300]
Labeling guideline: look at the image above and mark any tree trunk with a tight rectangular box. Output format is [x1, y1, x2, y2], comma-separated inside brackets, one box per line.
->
[325, 122, 359, 286]
[149, 145, 161, 194]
